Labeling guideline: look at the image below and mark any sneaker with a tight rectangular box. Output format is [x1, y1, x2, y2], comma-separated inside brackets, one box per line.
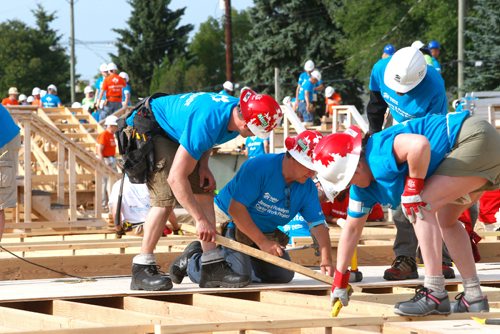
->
[442, 263, 456, 279]
[130, 263, 173, 291]
[451, 292, 490, 313]
[199, 260, 251, 288]
[394, 286, 450, 316]
[169, 241, 202, 284]
[384, 256, 418, 281]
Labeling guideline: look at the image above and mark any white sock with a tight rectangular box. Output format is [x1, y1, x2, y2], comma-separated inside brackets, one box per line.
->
[133, 253, 156, 265]
[201, 248, 224, 264]
[463, 276, 483, 301]
[424, 275, 446, 294]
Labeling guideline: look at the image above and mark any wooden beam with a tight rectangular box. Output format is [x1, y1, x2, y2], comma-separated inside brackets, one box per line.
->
[22, 120, 32, 223]
[68, 150, 77, 221]
[57, 143, 65, 204]
[0, 325, 155, 334]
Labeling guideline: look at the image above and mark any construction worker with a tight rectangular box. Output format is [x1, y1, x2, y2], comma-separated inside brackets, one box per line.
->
[94, 63, 109, 118]
[367, 46, 454, 280]
[170, 130, 333, 287]
[119, 72, 132, 107]
[125, 89, 282, 291]
[31, 87, 42, 107]
[324, 86, 342, 116]
[81, 86, 95, 112]
[97, 115, 118, 208]
[219, 81, 234, 96]
[244, 135, 269, 159]
[382, 44, 395, 58]
[96, 63, 126, 120]
[0, 105, 20, 240]
[427, 40, 442, 74]
[2, 87, 19, 106]
[319, 109, 500, 316]
[298, 70, 321, 124]
[18, 94, 28, 106]
[41, 84, 62, 107]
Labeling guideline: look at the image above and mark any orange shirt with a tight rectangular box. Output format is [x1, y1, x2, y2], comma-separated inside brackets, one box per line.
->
[31, 98, 42, 107]
[325, 93, 342, 115]
[102, 73, 126, 102]
[97, 130, 116, 157]
[2, 98, 19, 106]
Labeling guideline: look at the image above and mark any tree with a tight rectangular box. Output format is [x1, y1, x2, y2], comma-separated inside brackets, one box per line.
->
[464, 0, 500, 91]
[238, 0, 363, 110]
[0, 5, 70, 102]
[111, 0, 193, 97]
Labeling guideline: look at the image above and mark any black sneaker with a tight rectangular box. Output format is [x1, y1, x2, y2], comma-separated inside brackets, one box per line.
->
[384, 256, 418, 281]
[199, 260, 251, 288]
[442, 263, 456, 279]
[169, 241, 202, 284]
[130, 263, 173, 291]
[394, 286, 450, 316]
[451, 292, 489, 313]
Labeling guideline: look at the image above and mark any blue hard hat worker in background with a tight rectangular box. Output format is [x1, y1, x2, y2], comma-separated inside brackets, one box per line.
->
[427, 40, 442, 74]
[382, 44, 396, 58]
[428, 40, 441, 50]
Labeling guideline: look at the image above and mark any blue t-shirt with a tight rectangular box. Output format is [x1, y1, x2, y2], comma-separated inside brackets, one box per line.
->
[218, 89, 232, 97]
[348, 111, 470, 218]
[95, 76, 106, 100]
[245, 136, 268, 158]
[122, 84, 131, 105]
[369, 57, 447, 123]
[431, 57, 442, 73]
[297, 71, 309, 87]
[215, 153, 325, 233]
[127, 93, 239, 160]
[278, 213, 312, 244]
[0, 105, 20, 148]
[298, 79, 314, 102]
[41, 94, 61, 108]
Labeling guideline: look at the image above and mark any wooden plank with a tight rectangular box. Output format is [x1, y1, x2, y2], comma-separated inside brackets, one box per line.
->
[383, 319, 499, 334]
[68, 150, 77, 221]
[57, 143, 65, 204]
[22, 121, 32, 223]
[0, 325, 155, 334]
[5, 220, 107, 230]
[94, 170, 102, 218]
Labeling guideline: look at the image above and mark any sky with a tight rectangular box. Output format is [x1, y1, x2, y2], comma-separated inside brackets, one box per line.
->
[0, 0, 253, 84]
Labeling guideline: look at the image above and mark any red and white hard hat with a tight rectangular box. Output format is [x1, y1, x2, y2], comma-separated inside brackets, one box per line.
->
[285, 130, 323, 170]
[240, 89, 283, 139]
[313, 125, 363, 193]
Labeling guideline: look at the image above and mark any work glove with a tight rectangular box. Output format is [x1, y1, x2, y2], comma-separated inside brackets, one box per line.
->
[401, 177, 430, 223]
[331, 269, 352, 306]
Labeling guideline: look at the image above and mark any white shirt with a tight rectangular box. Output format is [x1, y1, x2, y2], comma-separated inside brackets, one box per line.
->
[109, 175, 150, 224]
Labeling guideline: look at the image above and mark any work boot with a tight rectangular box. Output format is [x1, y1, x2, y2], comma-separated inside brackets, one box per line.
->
[451, 292, 490, 313]
[394, 286, 450, 316]
[442, 263, 456, 279]
[199, 260, 251, 288]
[169, 241, 202, 284]
[383, 256, 418, 281]
[130, 263, 173, 291]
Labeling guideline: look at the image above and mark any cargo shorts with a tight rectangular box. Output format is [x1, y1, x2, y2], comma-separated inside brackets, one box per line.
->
[0, 135, 20, 210]
[146, 135, 209, 207]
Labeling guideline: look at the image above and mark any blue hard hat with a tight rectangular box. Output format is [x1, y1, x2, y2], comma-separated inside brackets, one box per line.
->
[383, 44, 395, 56]
[428, 40, 440, 49]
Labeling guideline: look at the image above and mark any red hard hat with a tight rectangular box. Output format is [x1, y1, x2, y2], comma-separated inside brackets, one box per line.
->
[313, 126, 363, 193]
[240, 89, 283, 139]
[285, 130, 323, 170]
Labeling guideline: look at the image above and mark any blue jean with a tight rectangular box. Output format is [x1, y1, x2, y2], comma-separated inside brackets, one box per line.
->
[187, 228, 295, 284]
[298, 101, 313, 122]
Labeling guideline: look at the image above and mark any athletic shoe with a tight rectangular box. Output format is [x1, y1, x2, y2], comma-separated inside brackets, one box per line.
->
[451, 292, 490, 313]
[394, 286, 450, 316]
[384, 256, 418, 280]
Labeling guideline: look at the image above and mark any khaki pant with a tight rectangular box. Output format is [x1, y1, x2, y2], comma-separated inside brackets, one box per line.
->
[0, 135, 20, 210]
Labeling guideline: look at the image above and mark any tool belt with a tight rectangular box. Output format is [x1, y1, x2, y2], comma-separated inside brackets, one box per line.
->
[115, 92, 168, 184]
[222, 222, 289, 248]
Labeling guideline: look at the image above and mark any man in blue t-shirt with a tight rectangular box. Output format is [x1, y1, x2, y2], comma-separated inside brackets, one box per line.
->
[169, 130, 333, 286]
[316, 117, 500, 316]
[41, 84, 62, 108]
[366, 46, 453, 281]
[297, 70, 321, 123]
[428, 40, 442, 74]
[244, 136, 269, 158]
[0, 105, 21, 240]
[126, 89, 282, 291]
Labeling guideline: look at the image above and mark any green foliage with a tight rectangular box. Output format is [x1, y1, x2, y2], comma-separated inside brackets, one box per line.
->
[111, 0, 193, 97]
[0, 4, 70, 102]
[464, 0, 500, 91]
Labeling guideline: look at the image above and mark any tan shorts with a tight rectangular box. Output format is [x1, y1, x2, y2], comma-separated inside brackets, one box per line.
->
[434, 117, 500, 191]
[146, 135, 207, 207]
[0, 135, 20, 210]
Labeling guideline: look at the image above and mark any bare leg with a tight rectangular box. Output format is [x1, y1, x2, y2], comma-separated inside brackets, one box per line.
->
[412, 210, 443, 276]
[167, 211, 179, 230]
[140, 206, 173, 254]
[194, 193, 217, 252]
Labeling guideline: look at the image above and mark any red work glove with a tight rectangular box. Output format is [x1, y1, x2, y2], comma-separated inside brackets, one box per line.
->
[331, 269, 352, 306]
[401, 177, 430, 223]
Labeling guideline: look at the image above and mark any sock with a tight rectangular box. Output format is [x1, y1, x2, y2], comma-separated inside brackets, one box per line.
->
[201, 248, 224, 264]
[463, 276, 483, 301]
[133, 253, 156, 265]
[424, 275, 446, 294]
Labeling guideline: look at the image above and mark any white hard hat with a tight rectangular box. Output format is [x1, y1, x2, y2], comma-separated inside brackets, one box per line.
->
[310, 70, 321, 81]
[325, 86, 335, 98]
[18, 94, 27, 101]
[32, 87, 41, 96]
[107, 62, 117, 72]
[285, 130, 323, 170]
[411, 40, 425, 50]
[223, 81, 234, 91]
[84, 86, 94, 94]
[71, 102, 82, 108]
[384, 46, 427, 93]
[47, 84, 57, 92]
[8, 87, 19, 95]
[304, 60, 315, 72]
[104, 115, 118, 126]
[40, 90, 47, 97]
[119, 72, 129, 82]
[99, 63, 108, 72]
[27, 96, 34, 103]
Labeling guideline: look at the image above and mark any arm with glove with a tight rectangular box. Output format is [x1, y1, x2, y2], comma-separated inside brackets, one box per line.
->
[393, 134, 431, 223]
